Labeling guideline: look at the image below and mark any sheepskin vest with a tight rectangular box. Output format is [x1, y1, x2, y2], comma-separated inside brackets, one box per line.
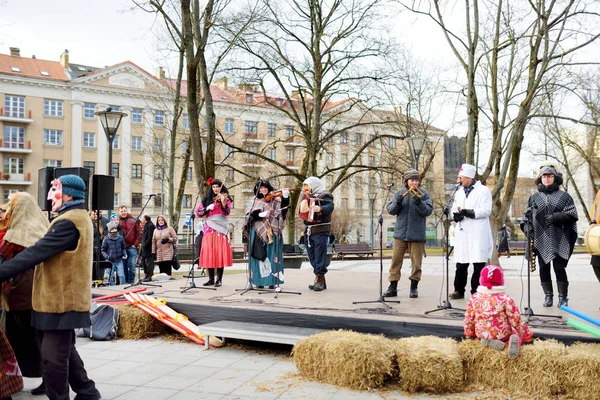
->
[32, 209, 93, 313]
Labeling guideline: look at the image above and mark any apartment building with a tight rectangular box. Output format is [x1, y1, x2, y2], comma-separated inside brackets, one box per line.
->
[0, 47, 445, 246]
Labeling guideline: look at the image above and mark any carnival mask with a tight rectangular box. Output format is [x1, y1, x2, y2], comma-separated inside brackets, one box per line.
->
[47, 179, 63, 212]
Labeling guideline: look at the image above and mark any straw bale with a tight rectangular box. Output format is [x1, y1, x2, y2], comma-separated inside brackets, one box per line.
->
[115, 305, 167, 339]
[292, 330, 396, 390]
[392, 336, 463, 393]
[559, 342, 600, 400]
[459, 339, 567, 397]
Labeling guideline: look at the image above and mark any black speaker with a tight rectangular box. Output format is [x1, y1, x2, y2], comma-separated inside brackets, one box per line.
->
[54, 167, 92, 210]
[92, 175, 115, 210]
[38, 167, 54, 211]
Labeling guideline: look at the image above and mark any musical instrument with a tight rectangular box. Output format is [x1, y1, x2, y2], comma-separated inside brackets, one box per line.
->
[402, 185, 425, 199]
[298, 192, 322, 222]
[585, 224, 600, 255]
[264, 188, 293, 202]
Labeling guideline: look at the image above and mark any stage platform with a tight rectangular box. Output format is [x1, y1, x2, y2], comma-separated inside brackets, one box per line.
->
[92, 253, 600, 344]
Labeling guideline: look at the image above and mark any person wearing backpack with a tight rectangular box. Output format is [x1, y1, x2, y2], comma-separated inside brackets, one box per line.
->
[101, 222, 127, 286]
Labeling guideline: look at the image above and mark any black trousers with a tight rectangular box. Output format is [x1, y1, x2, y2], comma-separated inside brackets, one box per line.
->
[142, 256, 155, 279]
[538, 255, 568, 283]
[5, 310, 43, 378]
[454, 262, 486, 295]
[42, 329, 100, 400]
[158, 261, 172, 276]
[307, 232, 329, 275]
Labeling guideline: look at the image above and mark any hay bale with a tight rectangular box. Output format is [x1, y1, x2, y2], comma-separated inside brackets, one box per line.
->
[392, 336, 463, 393]
[115, 305, 167, 339]
[560, 342, 600, 400]
[459, 339, 567, 397]
[292, 330, 396, 390]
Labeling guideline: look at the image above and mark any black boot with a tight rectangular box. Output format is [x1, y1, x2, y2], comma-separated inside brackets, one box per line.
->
[215, 268, 224, 287]
[383, 281, 398, 297]
[313, 273, 326, 291]
[308, 274, 318, 290]
[31, 380, 45, 396]
[203, 269, 215, 286]
[541, 281, 553, 307]
[409, 280, 419, 298]
[557, 281, 569, 308]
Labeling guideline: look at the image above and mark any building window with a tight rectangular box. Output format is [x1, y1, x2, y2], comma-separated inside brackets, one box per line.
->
[226, 169, 234, 181]
[154, 138, 164, 152]
[109, 105, 120, 111]
[246, 94, 253, 103]
[154, 194, 162, 208]
[113, 193, 119, 208]
[276, 99, 282, 107]
[132, 193, 142, 207]
[132, 108, 143, 124]
[341, 154, 348, 164]
[268, 148, 276, 160]
[356, 176, 363, 186]
[225, 144, 232, 158]
[354, 133, 362, 145]
[131, 136, 142, 151]
[4, 126, 25, 149]
[286, 149, 294, 161]
[112, 135, 120, 150]
[267, 123, 276, 137]
[340, 133, 347, 144]
[369, 155, 375, 166]
[356, 199, 363, 210]
[3, 189, 18, 202]
[181, 194, 192, 208]
[286, 126, 294, 137]
[84, 103, 95, 119]
[4, 96, 24, 118]
[154, 111, 165, 126]
[44, 159, 62, 168]
[83, 161, 95, 175]
[248, 146, 257, 159]
[341, 198, 348, 208]
[186, 167, 192, 181]
[182, 114, 189, 129]
[388, 137, 396, 148]
[112, 163, 119, 178]
[154, 165, 163, 180]
[44, 99, 63, 117]
[132, 164, 143, 179]
[244, 121, 258, 134]
[43, 129, 63, 146]
[4, 158, 24, 174]
[225, 119, 234, 134]
[83, 132, 95, 148]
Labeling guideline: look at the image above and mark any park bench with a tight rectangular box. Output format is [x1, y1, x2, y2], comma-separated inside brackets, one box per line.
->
[198, 320, 326, 349]
[334, 242, 374, 260]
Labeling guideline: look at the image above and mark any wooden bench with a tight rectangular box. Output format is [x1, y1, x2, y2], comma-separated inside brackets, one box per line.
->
[198, 321, 326, 349]
[334, 242, 374, 260]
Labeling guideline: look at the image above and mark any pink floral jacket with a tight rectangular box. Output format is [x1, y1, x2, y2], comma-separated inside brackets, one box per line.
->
[464, 287, 533, 343]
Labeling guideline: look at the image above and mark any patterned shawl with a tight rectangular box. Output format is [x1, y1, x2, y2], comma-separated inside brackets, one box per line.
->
[525, 188, 578, 264]
[245, 197, 285, 244]
[206, 214, 229, 236]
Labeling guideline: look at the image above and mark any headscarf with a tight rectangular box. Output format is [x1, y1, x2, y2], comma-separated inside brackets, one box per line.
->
[3, 192, 49, 248]
[303, 176, 326, 196]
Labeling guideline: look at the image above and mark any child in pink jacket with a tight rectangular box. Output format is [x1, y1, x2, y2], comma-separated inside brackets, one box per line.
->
[464, 265, 533, 359]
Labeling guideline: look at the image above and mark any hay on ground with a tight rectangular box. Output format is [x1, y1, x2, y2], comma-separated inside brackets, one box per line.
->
[459, 339, 567, 397]
[559, 342, 600, 400]
[292, 329, 396, 390]
[115, 304, 167, 339]
[392, 336, 463, 394]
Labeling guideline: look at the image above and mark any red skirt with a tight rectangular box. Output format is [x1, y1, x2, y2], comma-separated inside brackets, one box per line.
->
[199, 230, 232, 269]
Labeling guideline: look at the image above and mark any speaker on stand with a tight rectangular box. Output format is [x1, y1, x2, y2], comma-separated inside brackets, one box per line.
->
[91, 175, 115, 285]
[37, 167, 54, 216]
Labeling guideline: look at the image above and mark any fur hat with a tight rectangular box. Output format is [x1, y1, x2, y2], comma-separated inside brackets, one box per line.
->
[535, 165, 563, 186]
[58, 174, 86, 200]
[479, 265, 504, 289]
[458, 164, 477, 179]
[403, 168, 420, 183]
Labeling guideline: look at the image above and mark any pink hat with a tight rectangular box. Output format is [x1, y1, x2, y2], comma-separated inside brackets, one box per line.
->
[480, 265, 504, 289]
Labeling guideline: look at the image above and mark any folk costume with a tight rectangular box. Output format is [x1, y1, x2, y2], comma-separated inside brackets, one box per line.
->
[521, 166, 577, 308]
[0, 174, 101, 400]
[297, 177, 334, 291]
[384, 168, 434, 299]
[244, 179, 290, 288]
[152, 216, 177, 276]
[196, 178, 233, 286]
[464, 265, 533, 360]
[451, 164, 494, 298]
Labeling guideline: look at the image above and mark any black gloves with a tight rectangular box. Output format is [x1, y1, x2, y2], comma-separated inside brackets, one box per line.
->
[414, 197, 422, 206]
[161, 238, 169, 244]
[453, 213, 464, 222]
[152, 253, 157, 261]
[461, 209, 475, 219]
[251, 209, 262, 219]
[592, 220, 597, 225]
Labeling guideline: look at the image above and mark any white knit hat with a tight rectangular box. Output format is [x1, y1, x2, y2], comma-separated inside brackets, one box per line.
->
[458, 164, 477, 179]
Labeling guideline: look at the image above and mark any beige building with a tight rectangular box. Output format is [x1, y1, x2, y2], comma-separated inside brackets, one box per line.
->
[0, 47, 445, 247]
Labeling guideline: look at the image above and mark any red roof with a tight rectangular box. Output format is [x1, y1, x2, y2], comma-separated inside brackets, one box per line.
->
[0, 54, 68, 81]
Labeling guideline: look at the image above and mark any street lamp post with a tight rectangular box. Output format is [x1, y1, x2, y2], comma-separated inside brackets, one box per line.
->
[409, 136, 426, 169]
[367, 190, 378, 249]
[95, 107, 127, 216]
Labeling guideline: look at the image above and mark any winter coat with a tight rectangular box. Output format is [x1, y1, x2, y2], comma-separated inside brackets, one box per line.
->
[152, 225, 177, 262]
[101, 236, 127, 262]
[451, 181, 494, 263]
[387, 186, 433, 242]
[141, 220, 155, 257]
[119, 213, 140, 248]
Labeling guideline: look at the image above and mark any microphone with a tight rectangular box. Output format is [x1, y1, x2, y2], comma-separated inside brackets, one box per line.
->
[387, 182, 395, 188]
[146, 193, 157, 197]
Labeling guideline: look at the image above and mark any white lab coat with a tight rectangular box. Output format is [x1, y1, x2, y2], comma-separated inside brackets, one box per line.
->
[451, 181, 493, 263]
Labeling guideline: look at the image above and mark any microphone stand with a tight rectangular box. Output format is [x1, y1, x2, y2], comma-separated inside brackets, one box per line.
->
[125, 195, 161, 289]
[182, 188, 216, 293]
[353, 184, 400, 309]
[425, 185, 464, 315]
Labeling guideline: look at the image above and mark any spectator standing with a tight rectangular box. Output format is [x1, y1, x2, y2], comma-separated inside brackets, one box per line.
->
[152, 215, 177, 276]
[101, 222, 127, 286]
[140, 215, 155, 281]
[118, 206, 141, 284]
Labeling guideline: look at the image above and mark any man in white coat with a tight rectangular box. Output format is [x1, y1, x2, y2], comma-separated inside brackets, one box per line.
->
[449, 164, 493, 299]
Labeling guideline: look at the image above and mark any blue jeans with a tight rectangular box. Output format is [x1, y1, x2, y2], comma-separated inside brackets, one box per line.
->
[126, 247, 137, 283]
[106, 260, 126, 286]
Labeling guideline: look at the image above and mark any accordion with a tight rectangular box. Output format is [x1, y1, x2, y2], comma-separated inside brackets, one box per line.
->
[297, 192, 322, 222]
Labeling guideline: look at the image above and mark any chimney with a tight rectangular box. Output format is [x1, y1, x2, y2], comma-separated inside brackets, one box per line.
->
[156, 66, 165, 80]
[215, 77, 228, 90]
[394, 106, 402, 117]
[291, 89, 309, 100]
[237, 83, 256, 92]
[9, 47, 20, 57]
[59, 49, 69, 69]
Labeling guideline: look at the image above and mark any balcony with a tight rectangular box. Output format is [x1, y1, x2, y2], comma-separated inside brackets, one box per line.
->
[0, 139, 33, 154]
[285, 160, 301, 170]
[242, 157, 265, 167]
[0, 172, 33, 186]
[243, 133, 266, 143]
[284, 136, 303, 147]
[0, 108, 34, 124]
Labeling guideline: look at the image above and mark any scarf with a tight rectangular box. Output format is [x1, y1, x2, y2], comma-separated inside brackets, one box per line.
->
[206, 214, 229, 236]
[109, 230, 120, 240]
[246, 197, 284, 244]
[59, 199, 85, 212]
[4, 192, 49, 248]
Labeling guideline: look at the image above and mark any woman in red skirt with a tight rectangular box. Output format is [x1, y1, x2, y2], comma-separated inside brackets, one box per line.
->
[196, 178, 233, 286]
